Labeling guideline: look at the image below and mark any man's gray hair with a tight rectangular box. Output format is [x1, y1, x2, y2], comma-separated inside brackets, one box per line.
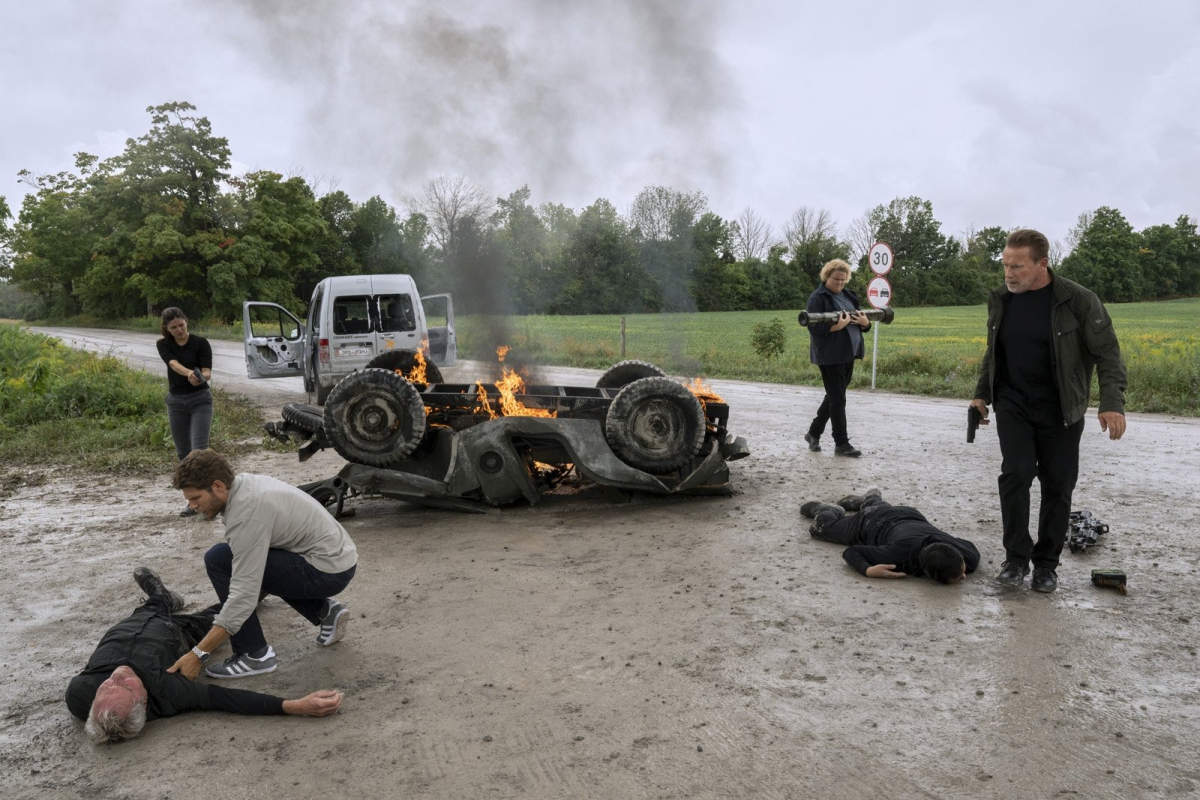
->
[85, 700, 147, 744]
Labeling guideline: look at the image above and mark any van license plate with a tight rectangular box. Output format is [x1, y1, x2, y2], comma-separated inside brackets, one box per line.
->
[335, 347, 371, 358]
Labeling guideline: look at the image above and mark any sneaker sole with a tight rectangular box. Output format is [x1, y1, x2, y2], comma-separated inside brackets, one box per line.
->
[205, 661, 278, 679]
[317, 607, 350, 647]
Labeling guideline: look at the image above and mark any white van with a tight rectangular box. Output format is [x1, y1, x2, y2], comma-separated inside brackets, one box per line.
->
[242, 274, 455, 404]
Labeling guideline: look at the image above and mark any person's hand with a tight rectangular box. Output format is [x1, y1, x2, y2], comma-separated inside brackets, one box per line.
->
[283, 690, 344, 717]
[831, 311, 850, 331]
[865, 564, 906, 579]
[167, 652, 202, 681]
[969, 398, 990, 426]
[1098, 411, 1126, 441]
[187, 371, 202, 386]
[851, 310, 870, 328]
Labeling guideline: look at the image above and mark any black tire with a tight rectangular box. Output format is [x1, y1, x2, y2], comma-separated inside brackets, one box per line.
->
[604, 377, 706, 473]
[596, 359, 667, 390]
[364, 350, 444, 387]
[323, 369, 427, 466]
[281, 403, 324, 434]
[308, 381, 332, 406]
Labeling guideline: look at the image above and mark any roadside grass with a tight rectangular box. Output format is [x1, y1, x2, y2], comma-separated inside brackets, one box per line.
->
[28, 297, 1200, 416]
[0, 324, 266, 493]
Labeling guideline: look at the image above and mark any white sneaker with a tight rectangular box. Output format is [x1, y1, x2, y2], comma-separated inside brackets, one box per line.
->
[317, 600, 349, 647]
[205, 647, 277, 679]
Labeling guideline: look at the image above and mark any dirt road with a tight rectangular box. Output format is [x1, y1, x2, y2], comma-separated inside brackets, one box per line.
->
[4, 327, 1198, 799]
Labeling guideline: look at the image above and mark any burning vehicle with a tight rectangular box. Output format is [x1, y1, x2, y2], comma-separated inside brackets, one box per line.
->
[263, 352, 750, 513]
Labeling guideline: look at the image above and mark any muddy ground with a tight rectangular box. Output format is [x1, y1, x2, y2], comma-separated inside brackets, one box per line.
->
[2, 328, 1198, 799]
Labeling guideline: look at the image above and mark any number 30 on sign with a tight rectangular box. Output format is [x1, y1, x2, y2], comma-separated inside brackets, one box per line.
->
[869, 242, 893, 276]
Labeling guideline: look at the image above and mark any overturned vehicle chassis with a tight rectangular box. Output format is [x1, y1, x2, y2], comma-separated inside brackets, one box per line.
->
[266, 362, 750, 513]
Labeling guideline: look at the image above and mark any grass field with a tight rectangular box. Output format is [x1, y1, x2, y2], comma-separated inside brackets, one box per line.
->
[31, 297, 1200, 416]
[455, 298, 1200, 416]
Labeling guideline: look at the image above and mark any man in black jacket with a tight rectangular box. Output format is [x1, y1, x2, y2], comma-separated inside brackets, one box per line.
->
[66, 568, 343, 743]
[970, 229, 1127, 593]
[800, 489, 980, 584]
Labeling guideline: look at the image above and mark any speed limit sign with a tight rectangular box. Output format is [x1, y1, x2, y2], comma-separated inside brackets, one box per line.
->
[869, 242, 893, 276]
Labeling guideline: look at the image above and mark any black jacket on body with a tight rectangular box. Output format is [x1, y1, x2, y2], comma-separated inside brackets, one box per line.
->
[66, 605, 285, 722]
[805, 284, 871, 365]
[974, 270, 1126, 425]
[842, 506, 981, 578]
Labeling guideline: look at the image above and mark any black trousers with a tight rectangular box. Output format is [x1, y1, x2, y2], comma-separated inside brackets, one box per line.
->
[808, 362, 855, 446]
[994, 397, 1084, 570]
[141, 595, 220, 653]
[811, 500, 892, 545]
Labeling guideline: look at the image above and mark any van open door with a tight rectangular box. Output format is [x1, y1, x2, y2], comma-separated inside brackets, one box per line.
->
[243, 302, 305, 378]
[420, 293, 456, 367]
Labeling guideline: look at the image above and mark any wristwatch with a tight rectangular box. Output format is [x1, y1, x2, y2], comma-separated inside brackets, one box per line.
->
[191, 646, 210, 663]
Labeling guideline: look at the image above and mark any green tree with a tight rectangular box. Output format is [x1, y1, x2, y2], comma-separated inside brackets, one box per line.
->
[1137, 222, 1184, 298]
[1059, 207, 1143, 302]
[1173, 215, 1200, 295]
[690, 212, 746, 311]
[492, 186, 554, 314]
[850, 196, 956, 306]
[552, 199, 651, 314]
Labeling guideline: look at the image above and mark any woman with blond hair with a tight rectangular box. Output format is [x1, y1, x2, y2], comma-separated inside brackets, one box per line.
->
[803, 260, 871, 457]
[156, 308, 213, 514]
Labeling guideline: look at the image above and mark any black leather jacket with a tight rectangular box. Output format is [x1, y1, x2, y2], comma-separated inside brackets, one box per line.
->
[974, 270, 1126, 425]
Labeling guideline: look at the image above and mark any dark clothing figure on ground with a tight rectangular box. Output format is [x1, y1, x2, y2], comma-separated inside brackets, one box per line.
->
[66, 595, 286, 724]
[809, 500, 981, 579]
[804, 268, 871, 451]
[973, 262, 1126, 577]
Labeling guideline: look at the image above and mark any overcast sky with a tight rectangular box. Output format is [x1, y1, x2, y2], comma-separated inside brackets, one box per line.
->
[3, 0, 1199, 249]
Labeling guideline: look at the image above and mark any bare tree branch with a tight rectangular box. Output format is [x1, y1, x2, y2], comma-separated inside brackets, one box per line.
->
[731, 207, 774, 260]
[407, 175, 491, 258]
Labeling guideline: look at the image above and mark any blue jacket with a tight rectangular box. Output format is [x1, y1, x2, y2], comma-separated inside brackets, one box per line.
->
[806, 284, 870, 365]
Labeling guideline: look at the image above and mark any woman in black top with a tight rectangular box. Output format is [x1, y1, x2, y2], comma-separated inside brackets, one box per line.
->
[156, 308, 213, 515]
[803, 259, 872, 457]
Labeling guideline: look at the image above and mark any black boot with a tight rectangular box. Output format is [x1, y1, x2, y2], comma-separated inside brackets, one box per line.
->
[837, 488, 882, 512]
[134, 567, 185, 613]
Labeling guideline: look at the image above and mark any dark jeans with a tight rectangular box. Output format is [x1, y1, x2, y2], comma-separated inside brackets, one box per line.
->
[811, 499, 893, 545]
[808, 362, 855, 446]
[139, 595, 220, 654]
[166, 389, 213, 460]
[204, 543, 356, 654]
[994, 396, 1084, 570]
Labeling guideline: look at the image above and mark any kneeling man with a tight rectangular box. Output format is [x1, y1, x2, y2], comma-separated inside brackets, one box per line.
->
[67, 568, 343, 743]
[171, 450, 358, 680]
[801, 489, 980, 583]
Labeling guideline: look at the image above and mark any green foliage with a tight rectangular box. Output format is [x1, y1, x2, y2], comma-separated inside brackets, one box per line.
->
[750, 317, 787, 360]
[0, 323, 264, 473]
[1060, 207, 1143, 302]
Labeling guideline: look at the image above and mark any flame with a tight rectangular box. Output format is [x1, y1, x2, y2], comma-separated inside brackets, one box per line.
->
[471, 346, 556, 419]
[687, 376, 724, 405]
[405, 350, 429, 385]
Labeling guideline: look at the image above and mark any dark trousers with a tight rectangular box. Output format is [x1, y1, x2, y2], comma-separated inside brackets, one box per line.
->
[204, 543, 356, 654]
[994, 397, 1084, 570]
[808, 362, 855, 446]
[166, 389, 213, 460]
[138, 596, 220, 656]
[811, 500, 893, 545]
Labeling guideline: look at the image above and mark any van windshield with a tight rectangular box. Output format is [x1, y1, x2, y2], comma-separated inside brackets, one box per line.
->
[377, 294, 417, 333]
[332, 296, 372, 335]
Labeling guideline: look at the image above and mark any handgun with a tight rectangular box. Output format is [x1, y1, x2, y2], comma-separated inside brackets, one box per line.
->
[193, 367, 209, 389]
[967, 405, 982, 443]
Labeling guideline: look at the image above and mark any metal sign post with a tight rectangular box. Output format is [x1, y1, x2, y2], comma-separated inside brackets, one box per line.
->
[866, 242, 894, 390]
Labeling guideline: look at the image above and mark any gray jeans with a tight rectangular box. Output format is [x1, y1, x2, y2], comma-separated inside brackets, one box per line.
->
[166, 389, 213, 460]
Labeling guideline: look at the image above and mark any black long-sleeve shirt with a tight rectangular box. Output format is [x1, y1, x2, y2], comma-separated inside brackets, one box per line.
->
[841, 506, 981, 578]
[66, 606, 285, 722]
[156, 335, 213, 395]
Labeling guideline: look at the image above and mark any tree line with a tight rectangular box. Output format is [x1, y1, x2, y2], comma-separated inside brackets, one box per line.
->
[1, 102, 1197, 322]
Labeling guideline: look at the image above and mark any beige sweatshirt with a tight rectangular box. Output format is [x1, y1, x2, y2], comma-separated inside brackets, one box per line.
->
[214, 473, 358, 635]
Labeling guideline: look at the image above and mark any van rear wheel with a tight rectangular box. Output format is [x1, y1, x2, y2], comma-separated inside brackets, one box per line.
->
[323, 369, 427, 466]
[364, 350, 444, 388]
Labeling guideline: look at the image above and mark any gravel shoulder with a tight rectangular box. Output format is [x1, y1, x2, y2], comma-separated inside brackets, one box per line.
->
[3, 327, 1198, 799]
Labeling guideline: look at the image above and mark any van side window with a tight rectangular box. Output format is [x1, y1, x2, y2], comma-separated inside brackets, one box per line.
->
[377, 294, 417, 332]
[332, 296, 372, 335]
